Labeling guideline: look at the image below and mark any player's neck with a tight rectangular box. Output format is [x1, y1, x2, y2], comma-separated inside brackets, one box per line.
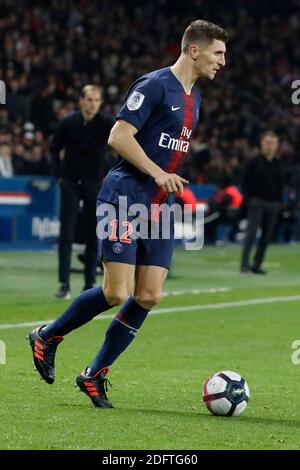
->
[170, 56, 197, 95]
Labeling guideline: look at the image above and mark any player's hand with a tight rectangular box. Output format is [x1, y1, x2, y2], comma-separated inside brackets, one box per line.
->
[154, 172, 189, 196]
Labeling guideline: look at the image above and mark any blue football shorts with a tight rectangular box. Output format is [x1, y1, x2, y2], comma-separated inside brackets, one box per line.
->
[96, 200, 174, 269]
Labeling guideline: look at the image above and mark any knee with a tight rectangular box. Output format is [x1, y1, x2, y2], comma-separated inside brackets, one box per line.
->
[103, 287, 129, 307]
[134, 290, 163, 309]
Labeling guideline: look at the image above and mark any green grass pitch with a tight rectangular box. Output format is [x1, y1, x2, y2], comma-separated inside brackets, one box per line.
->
[1, 244, 300, 450]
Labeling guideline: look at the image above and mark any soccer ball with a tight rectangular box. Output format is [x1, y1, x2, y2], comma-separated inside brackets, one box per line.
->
[203, 370, 250, 417]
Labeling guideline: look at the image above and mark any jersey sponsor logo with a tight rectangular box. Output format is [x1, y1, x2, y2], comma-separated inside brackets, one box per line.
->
[127, 91, 145, 111]
[171, 106, 181, 111]
[159, 133, 190, 152]
[158, 126, 192, 153]
[181, 126, 192, 139]
[112, 242, 124, 253]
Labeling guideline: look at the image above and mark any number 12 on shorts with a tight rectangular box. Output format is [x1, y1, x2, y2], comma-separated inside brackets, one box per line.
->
[109, 219, 133, 244]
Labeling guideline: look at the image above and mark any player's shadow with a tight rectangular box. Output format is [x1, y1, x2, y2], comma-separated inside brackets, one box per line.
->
[120, 407, 199, 420]
[230, 415, 300, 428]
[57, 402, 300, 428]
[118, 407, 300, 428]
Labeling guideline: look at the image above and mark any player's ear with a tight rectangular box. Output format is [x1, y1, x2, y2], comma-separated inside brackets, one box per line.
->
[189, 44, 199, 60]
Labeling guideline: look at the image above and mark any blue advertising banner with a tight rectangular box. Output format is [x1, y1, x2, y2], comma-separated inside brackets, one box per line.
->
[0, 177, 60, 248]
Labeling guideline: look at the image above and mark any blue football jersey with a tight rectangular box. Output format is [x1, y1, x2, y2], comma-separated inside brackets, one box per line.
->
[98, 66, 201, 208]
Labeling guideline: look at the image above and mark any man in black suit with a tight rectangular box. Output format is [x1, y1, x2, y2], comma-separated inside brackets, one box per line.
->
[51, 85, 114, 298]
[240, 131, 283, 274]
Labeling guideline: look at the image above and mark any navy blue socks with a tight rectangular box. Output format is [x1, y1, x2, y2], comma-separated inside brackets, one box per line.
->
[86, 296, 150, 376]
[40, 290, 151, 377]
[40, 288, 111, 339]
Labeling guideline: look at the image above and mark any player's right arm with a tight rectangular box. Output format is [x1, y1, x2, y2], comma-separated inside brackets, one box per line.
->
[108, 78, 189, 195]
[108, 120, 188, 195]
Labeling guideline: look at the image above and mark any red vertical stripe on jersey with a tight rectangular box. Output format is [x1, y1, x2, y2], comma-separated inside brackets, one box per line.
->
[151, 92, 195, 209]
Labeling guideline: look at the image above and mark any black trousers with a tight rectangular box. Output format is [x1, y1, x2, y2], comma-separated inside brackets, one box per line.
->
[240, 197, 280, 270]
[58, 178, 101, 287]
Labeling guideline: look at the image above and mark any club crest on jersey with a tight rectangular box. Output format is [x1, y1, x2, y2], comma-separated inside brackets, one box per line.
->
[127, 91, 145, 111]
[112, 242, 124, 254]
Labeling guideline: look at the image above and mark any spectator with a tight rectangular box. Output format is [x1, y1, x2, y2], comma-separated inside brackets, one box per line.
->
[0, 144, 13, 177]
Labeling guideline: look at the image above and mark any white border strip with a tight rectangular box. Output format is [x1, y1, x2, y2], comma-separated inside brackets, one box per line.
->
[163, 287, 230, 297]
[1, 295, 300, 330]
[0, 196, 31, 205]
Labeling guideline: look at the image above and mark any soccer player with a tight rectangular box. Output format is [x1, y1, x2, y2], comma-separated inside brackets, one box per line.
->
[29, 20, 228, 407]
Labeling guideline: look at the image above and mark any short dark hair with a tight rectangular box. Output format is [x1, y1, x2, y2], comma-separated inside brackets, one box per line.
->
[181, 20, 229, 53]
[80, 84, 102, 98]
[260, 130, 279, 140]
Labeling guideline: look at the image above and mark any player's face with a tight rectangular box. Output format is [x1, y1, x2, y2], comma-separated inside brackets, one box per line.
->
[194, 39, 226, 80]
[261, 135, 279, 156]
[80, 91, 102, 117]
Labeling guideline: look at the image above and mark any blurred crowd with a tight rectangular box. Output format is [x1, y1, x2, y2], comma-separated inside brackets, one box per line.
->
[0, 0, 299, 192]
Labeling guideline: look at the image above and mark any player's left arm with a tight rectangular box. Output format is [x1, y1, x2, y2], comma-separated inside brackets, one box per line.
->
[108, 120, 188, 195]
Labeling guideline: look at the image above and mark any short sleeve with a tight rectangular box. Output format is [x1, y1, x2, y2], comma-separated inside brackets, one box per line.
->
[116, 78, 164, 130]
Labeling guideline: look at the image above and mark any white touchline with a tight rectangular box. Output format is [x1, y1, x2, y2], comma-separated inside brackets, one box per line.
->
[1, 295, 300, 330]
[163, 287, 230, 297]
